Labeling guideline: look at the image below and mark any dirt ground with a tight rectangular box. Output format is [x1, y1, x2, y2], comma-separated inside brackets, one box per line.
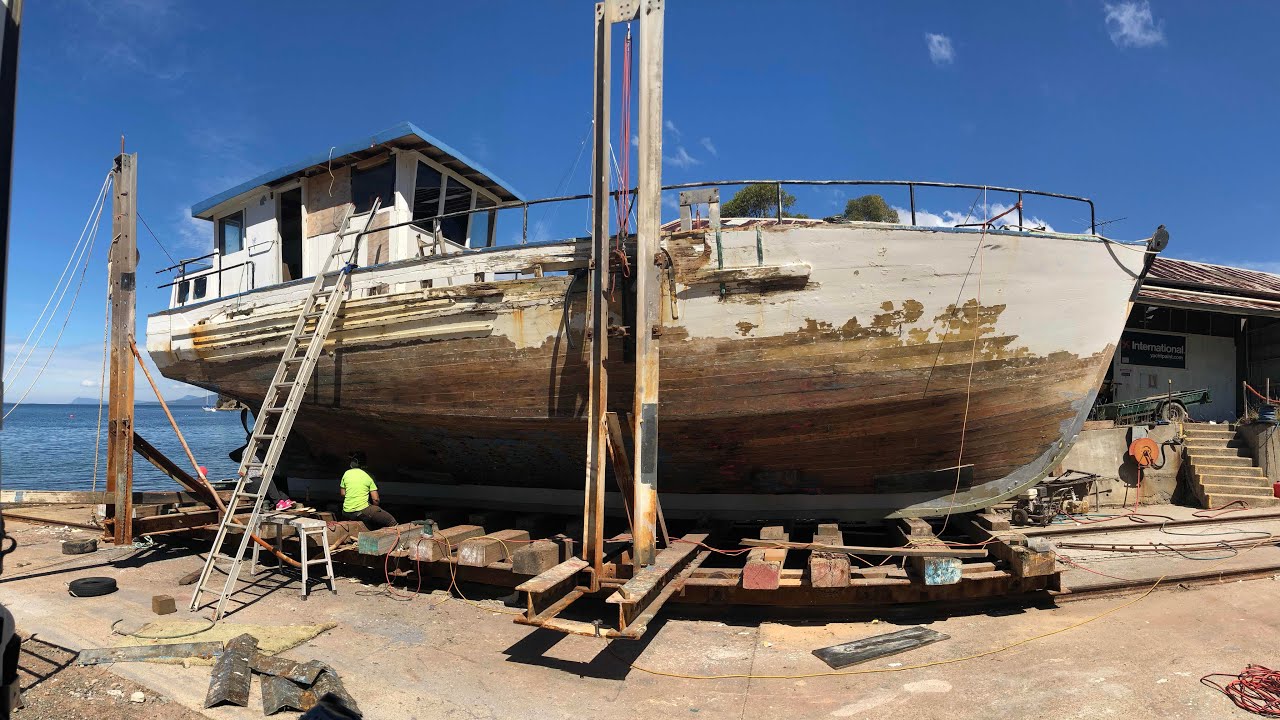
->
[0, 512, 1276, 719]
[15, 634, 205, 720]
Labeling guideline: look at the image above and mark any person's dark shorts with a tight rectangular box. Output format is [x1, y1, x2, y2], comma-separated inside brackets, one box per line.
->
[342, 505, 397, 530]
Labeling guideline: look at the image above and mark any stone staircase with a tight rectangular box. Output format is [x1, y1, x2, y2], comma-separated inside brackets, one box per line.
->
[1184, 425, 1280, 508]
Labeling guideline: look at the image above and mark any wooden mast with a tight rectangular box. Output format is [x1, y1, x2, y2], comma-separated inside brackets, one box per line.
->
[105, 151, 137, 545]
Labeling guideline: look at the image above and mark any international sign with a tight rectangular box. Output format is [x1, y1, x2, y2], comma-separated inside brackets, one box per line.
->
[1120, 331, 1185, 369]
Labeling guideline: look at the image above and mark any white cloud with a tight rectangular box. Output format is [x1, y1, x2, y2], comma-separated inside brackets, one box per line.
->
[1104, 1, 1165, 48]
[664, 146, 700, 168]
[892, 203, 1055, 232]
[699, 137, 717, 157]
[664, 120, 681, 140]
[176, 206, 211, 251]
[80, 378, 97, 387]
[1211, 260, 1280, 276]
[631, 134, 639, 148]
[925, 33, 954, 65]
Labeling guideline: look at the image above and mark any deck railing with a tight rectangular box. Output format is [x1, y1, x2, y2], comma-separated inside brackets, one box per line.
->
[157, 179, 1097, 300]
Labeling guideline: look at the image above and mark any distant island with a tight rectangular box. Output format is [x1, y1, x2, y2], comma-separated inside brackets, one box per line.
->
[70, 394, 207, 406]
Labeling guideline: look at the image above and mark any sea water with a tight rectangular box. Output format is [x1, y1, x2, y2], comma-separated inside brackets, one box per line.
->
[0, 403, 247, 492]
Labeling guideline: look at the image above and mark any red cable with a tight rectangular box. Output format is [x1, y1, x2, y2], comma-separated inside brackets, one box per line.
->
[1203, 666, 1280, 717]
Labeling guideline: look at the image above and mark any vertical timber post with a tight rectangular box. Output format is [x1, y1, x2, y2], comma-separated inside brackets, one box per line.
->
[582, 1, 613, 577]
[105, 152, 137, 545]
[631, 0, 664, 567]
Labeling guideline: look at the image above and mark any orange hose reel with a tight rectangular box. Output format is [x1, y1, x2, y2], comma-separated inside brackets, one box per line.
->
[1128, 437, 1160, 467]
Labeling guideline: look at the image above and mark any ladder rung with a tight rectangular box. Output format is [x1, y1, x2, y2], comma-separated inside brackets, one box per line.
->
[283, 356, 305, 364]
[261, 407, 284, 414]
[272, 381, 295, 389]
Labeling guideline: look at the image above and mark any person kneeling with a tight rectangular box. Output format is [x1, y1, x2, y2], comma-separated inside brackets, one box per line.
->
[339, 452, 397, 530]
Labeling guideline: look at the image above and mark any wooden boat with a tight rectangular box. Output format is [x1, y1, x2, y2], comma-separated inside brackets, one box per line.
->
[145, 124, 1161, 520]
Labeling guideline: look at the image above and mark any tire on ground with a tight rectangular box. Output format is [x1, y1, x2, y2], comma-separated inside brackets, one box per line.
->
[68, 577, 118, 597]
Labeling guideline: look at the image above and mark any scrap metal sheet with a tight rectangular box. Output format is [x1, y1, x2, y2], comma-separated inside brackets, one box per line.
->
[204, 633, 257, 708]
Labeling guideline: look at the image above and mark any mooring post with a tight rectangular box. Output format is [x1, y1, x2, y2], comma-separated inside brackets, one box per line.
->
[582, 0, 613, 577]
[106, 152, 138, 545]
[631, 0, 665, 567]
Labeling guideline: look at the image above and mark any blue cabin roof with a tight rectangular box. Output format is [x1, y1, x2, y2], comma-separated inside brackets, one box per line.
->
[191, 121, 524, 218]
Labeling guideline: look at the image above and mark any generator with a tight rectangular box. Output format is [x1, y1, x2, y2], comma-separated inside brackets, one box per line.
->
[1010, 471, 1099, 527]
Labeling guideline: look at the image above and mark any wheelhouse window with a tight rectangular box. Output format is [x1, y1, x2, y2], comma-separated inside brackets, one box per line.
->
[351, 161, 396, 213]
[217, 211, 244, 254]
[413, 161, 473, 245]
[413, 161, 443, 222]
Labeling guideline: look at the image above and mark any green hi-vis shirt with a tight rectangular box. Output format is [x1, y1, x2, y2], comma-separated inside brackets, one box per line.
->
[340, 468, 377, 514]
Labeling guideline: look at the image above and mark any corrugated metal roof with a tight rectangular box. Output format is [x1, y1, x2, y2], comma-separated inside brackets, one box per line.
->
[191, 121, 523, 219]
[1146, 257, 1280, 300]
[1138, 286, 1280, 317]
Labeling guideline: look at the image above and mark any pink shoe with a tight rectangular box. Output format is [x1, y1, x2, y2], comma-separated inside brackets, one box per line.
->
[274, 499, 296, 511]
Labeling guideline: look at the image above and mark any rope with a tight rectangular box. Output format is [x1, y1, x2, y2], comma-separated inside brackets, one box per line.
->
[90, 256, 110, 494]
[137, 212, 178, 266]
[4, 188, 108, 419]
[938, 189, 991, 535]
[1245, 382, 1280, 405]
[4, 174, 110, 384]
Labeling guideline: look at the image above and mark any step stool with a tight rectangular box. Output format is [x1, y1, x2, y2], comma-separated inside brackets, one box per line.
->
[250, 513, 337, 599]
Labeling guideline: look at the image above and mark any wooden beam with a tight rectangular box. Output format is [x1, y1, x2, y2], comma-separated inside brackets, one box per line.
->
[132, 432, 220, 507]
[742, 526, 788, 590]
[581, 0, 613, 580]
[1, 490, 216, 505]
[356, 522, 424, 556]
[894, 518, 961, 586]
[458, 529, 529, 567]
[106, 152, 138, 546]
[406, 524, 485, 562]
[606, 532, 708, 636]
[630, 0, 665, 569]
[740, 538, 988, 559]
[809, 523, 850, 588]
[961, 514, 1055, 578]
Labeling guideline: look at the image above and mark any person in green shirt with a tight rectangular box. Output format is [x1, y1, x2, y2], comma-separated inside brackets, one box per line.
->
[339, 452, 397, 529]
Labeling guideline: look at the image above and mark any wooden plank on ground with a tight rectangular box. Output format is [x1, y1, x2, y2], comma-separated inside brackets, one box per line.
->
[812, 627, 950, 669]
[742, 526, 788, 591]
[809, 523, 850, 588]
[458, 529, 529, 567]
[134, 509, 221, 534]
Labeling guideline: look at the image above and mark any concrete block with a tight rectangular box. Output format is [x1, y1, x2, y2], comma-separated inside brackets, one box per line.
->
[151, 594, 177, 615]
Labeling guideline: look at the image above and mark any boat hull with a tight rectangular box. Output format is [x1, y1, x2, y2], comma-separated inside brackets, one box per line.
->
[147, 222, 1147, 519]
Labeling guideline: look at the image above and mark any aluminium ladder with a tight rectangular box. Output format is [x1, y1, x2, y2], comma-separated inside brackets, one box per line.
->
[190, 199, 382, 619]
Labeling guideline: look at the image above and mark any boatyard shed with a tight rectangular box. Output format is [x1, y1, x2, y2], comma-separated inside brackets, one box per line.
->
[1111, 257, 1280, 420]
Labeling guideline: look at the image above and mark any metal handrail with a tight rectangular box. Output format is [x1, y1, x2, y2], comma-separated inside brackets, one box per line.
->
[372, 178, 1097, 242]
[158, 179, 1097, 293]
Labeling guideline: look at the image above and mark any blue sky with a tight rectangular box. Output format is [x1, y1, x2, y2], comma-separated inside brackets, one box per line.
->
[4, 0, 1279, 403]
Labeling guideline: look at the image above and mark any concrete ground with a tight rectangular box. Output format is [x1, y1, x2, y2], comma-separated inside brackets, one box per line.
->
[0, 511, 1276, 719]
